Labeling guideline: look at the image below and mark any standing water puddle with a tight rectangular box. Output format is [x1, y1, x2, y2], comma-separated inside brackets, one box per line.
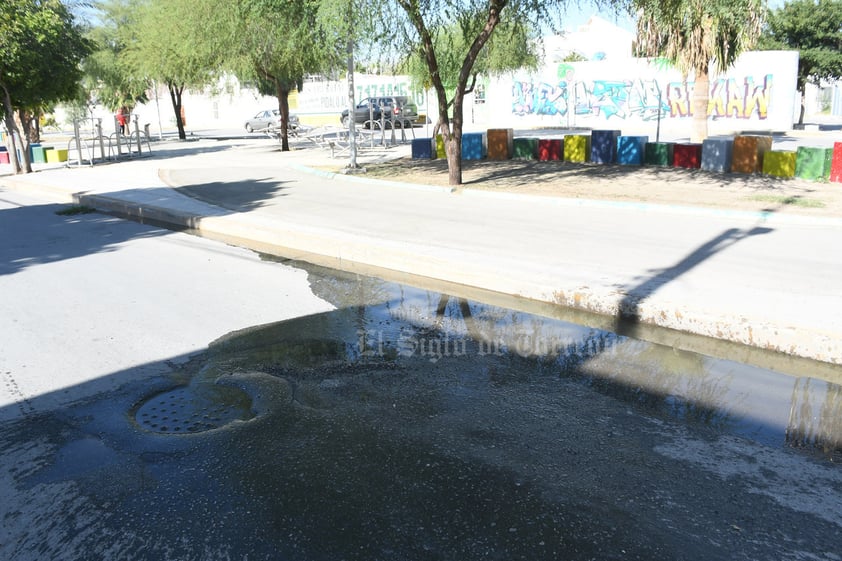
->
[220, 260, 842, 457]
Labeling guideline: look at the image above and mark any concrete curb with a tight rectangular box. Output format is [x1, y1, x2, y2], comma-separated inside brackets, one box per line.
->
[3, 164, 841, 366]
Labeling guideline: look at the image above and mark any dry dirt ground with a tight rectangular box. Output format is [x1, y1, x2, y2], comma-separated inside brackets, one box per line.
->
[357, 156, 842, 218]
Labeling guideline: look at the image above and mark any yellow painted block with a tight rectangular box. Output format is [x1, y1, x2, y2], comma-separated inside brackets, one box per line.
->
[435, 134, 446, 159]
[45, 148, 68, 163]
[762, 150, 796, 178]
[564, 135, 590, 163]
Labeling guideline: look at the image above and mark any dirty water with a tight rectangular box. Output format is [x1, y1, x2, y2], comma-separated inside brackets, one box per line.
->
[275, 263, 842, 457]
[2, 263, 842, 561]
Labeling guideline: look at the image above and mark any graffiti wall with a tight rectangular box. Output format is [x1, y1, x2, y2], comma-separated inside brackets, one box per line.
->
[492, 51, 798, 133]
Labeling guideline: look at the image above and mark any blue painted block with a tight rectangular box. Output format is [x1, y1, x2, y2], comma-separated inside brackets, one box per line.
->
[617, 136, 648, 165]
[29, 143, 41, 162]
[701, 138, 734, 173]
[462, 132, 484, 160]
[590, 130, 621, 164]
[412, 137, 434, 159]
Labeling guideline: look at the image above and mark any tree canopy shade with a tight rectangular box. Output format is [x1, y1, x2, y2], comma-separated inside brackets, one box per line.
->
[388, 0, 568, 185]
[226, 0, 335, 151]
[0, 0, 92, 174]
[126, 0, 227, 139]
[758, 0, 842, 124]
[632, 0, 764, 142]
[83, 0, 149, 114]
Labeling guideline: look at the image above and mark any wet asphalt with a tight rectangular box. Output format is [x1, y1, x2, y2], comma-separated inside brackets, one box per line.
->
[2, 264, 841, 561]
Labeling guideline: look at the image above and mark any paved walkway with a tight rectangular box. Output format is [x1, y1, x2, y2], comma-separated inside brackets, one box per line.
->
[2, 135, 841, 367]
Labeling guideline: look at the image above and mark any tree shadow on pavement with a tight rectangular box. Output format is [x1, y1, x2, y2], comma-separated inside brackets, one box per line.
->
[613, 225, 774, 337]
[0, 201, 170, 277]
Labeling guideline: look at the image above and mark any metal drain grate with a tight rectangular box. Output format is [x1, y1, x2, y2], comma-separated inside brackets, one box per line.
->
[134, 386, 253, 434]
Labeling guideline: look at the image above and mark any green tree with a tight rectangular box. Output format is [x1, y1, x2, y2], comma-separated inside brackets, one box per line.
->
[1, 0, 91, 174]
[83, 0, 149, 121]
[632, 0, 765, 142]
[127, 0, 225, 139]
[226, 0, 334, 151]
[758, 0, 842, 124]
[390, 0, 565, 186]
[401, 19, 540, 128]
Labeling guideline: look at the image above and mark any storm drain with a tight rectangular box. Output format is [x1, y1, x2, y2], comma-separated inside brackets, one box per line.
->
[133, 386, 254, 434]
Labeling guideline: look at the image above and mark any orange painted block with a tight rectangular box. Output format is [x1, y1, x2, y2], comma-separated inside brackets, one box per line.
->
[831, 142, 842, 183]
[731, 135, 772, 174]
[486, 128, 513, 160]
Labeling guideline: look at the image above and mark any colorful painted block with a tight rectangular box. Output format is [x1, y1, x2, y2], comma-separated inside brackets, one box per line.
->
[45, 148, 68, 163]
[411, 138, 434, 159]
[486, 128, 513, 160]
[731, 135, 772, 174]
[435, 134, 446, 159]
[538, 139, 562, 161]
[617, 136, 648, 165]
[644, 142, 674, 166]
[0, 151, 9, 165]
[590, 130, 621, 164]
[762, 150, 797, 178]
[564, 135, 590, 163]
[31, 145, 50, 164]
[673, 143, 702, 169]
[513, 138, 538, 159]
[701, 138, 734, 173]
[829, 142, 842, 183]
[795, 147, 833, 181]
[461, 133, 485, 160]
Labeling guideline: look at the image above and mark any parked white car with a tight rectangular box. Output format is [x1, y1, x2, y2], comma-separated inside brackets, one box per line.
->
[244, 109, 300, 133]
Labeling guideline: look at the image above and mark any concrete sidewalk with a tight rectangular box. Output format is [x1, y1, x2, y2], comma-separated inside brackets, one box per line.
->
[2, 136, 841, 368]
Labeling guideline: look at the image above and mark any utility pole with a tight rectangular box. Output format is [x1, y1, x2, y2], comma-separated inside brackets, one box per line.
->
[345, 0, 359, 171]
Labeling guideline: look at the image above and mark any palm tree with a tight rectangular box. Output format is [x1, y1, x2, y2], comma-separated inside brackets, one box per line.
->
[633, 0, 765, 142]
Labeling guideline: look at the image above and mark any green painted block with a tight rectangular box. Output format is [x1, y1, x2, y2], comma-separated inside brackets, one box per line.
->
[563, 135, 590, 163]
[513, 138, 537, 159]
[435, 134, 446, 159]
[31, 146, 49, 164]
[644, 142, 674, 166]
[795, 146, 833, 181]
[762, 150, 797, 178]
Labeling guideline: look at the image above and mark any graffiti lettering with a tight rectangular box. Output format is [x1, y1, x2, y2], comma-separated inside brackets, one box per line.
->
[709, 75, 772, 119]
[512, 81, 568, 116]
[512, 75, 772, 121]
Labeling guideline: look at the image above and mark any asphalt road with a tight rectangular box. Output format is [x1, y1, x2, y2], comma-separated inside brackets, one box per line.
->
[0, 187, 332, 420]
[2, 185, 842, 560]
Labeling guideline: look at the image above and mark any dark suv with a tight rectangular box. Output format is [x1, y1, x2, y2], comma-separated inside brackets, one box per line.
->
[340, 96, 418, 128]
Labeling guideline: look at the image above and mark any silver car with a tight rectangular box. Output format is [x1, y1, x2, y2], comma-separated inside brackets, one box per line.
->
[244, 109, 300, 133]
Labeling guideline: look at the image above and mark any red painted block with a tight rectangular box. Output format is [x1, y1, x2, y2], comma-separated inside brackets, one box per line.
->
[831, 142, 842, 183]
[538, 138, 561, 161]
[673, 143, 702, 169]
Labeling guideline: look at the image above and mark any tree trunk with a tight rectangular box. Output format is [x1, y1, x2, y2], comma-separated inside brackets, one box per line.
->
[690, 68, 710, 143]
[1, 86, 23, 174]
[798, 88, 806, 126]
[168, 82, 186, 140]
[275, 82, 291, 152]
[445, 128, 462, 186]
[446, 91, 466, 186]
